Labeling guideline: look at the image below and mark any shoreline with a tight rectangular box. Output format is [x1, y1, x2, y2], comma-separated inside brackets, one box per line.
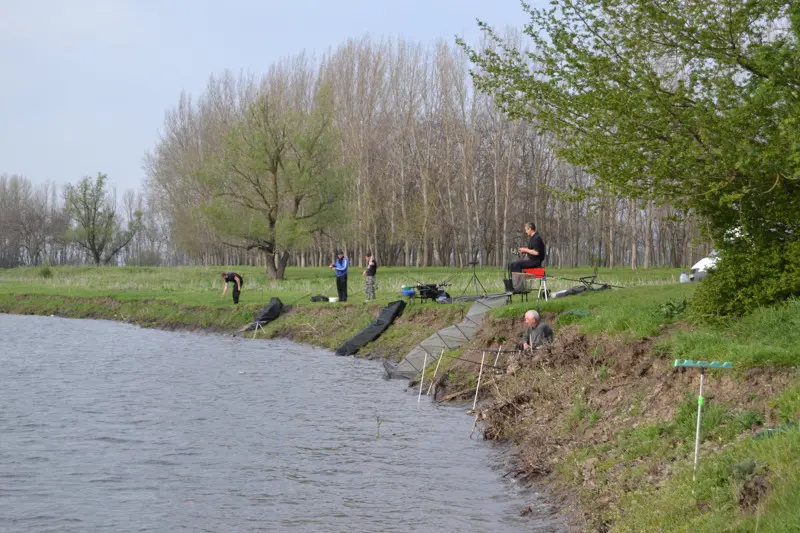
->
[4, 291, 798, 531]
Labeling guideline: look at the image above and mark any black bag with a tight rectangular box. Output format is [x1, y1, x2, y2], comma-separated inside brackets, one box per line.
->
[254, 297, 283, 323]
[418, 284, 439, 300]
[310, 294, 329, 302]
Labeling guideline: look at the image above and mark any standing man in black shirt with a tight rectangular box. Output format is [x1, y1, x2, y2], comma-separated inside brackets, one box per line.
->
[362, 252, 378, 301]
[221, 272, 244, 304]
[509, 222, 546, 278]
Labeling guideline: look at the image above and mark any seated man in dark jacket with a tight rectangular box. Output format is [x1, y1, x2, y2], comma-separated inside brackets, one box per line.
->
[509, 222, 546, 277]
[517, 310, 554, 351]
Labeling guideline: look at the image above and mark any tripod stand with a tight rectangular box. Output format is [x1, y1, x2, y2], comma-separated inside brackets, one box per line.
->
[461, 260, 487, 296]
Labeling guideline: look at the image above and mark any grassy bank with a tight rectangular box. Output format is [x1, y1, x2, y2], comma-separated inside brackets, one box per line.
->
[427, 283, 800, 531]
[0, 264, 681, 306]
[7, 264, 795, 530]
[0, 264, 679, 359]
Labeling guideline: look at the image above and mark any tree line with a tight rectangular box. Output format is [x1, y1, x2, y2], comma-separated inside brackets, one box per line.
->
[0, 35, 716, 274]
[0, 173, 160, 268]
[145, 36, 711, 277]
[2, 38, 715, 275]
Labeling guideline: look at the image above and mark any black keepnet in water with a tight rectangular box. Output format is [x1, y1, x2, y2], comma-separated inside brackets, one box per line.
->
[335, 300, 406, 356]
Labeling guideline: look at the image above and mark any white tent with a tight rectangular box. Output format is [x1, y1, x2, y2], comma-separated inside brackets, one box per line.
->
[689, 254, 719, 281]
[690, 256, 718, 274]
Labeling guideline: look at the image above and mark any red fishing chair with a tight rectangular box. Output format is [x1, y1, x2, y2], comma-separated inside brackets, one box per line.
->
[522, 267, 549, 302]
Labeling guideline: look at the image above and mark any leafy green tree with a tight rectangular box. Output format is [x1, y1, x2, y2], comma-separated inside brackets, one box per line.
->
[200, 84, 347, 280]
[64, 173, 142, 266]
[461, 0, 800, 314]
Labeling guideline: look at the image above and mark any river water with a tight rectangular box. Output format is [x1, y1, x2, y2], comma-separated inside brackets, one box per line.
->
[0, 315, 561, 533]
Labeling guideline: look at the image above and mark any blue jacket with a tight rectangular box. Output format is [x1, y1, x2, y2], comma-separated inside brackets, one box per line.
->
[334, 257, 349, 277]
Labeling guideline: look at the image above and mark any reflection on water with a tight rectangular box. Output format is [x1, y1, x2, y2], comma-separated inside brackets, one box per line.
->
[0, 315, 561, 532]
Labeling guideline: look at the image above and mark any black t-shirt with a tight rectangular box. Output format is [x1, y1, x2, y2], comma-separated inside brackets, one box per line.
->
[527, 233, 546, 262]
[224, 273, 242, 285]
[365, 258, 377, 277]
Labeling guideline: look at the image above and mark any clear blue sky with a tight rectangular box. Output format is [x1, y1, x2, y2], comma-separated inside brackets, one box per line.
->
[0, 0, 539, 193]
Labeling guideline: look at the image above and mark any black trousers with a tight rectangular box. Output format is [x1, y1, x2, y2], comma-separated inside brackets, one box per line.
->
[232, 284, 241, 304]
[509, 258, 542, 278]
[336, 275, 348, 302]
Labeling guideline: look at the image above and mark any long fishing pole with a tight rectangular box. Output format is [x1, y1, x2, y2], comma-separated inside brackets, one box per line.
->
[559, 276, 625, 289]
[286, 292, 313, 307]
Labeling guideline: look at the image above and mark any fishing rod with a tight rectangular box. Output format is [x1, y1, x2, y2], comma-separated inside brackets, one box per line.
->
[461, 347, 523, 354]
[285, 292, 313, 307]
[558, 267, 625, 289]
[559, 276, 625, 289]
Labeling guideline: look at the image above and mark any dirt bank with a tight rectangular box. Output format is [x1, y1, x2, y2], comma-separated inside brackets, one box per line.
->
[437, 313, 797, 531]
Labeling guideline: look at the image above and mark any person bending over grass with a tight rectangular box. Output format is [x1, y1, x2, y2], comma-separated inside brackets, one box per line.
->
[221, 272, 244, 304]
[517, 310, 553, 351]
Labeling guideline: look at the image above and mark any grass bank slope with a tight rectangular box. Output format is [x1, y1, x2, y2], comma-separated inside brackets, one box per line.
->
[0, 265, 680, 359]
[432, 283, 800, 532]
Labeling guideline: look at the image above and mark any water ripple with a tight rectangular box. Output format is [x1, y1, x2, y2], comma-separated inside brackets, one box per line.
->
[0, 314, 563, 533]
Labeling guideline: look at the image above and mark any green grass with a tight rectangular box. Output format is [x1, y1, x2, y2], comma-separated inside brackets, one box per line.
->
[496, 279, 800, 369]
[558, 386, 800, 532]
[615, 428, 800, 532]
[0, 265, 481, 359]
[769, 385, 800, 425]
[497, 283, 696, 338]
[666, 298, 800, 368]
[0, 265, 684, 307]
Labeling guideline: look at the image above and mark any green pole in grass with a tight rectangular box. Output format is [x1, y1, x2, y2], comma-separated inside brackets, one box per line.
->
[673, 359, 733, 483]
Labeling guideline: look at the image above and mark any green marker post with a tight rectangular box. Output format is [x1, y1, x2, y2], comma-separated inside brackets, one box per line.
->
[673, 359, 733, 483]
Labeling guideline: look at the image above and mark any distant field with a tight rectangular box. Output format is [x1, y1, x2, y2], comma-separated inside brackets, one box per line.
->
[0, 265, 684, 307]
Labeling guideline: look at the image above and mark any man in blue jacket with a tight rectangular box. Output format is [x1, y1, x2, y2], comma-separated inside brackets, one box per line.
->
[330, 249, 349, 302]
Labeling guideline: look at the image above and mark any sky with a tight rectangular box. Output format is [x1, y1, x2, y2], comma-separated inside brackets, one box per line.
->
[0, 0, 543, 193]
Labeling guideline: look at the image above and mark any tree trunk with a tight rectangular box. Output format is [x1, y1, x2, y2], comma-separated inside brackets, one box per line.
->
[607, 199, 615, 269]
[275, 251, 290, 280]
[643, 200, 652, 270]
[265, 252, 278, 279]
[629, 198, 638, 270]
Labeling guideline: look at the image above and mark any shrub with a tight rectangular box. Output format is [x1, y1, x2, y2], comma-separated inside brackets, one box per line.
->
[38, 264, 53, 279]
[691, 239, 800, 319]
